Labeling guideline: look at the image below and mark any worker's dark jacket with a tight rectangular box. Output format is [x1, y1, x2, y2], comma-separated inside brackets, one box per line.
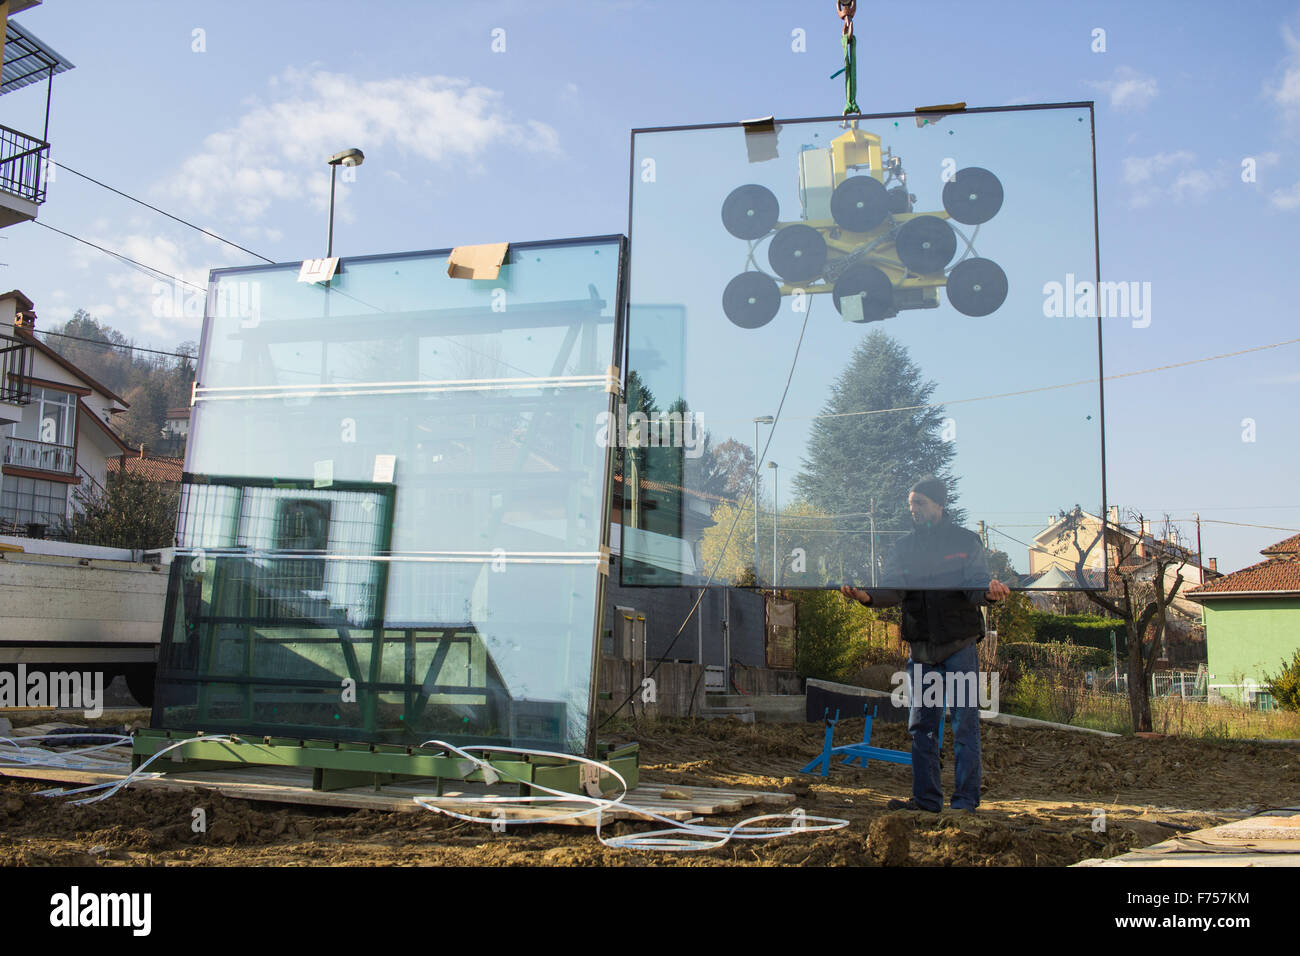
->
[866, 516, 990, 664]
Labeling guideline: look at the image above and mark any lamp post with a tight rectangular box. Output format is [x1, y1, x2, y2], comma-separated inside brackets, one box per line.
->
[868, 496, 877, 586]
[326, 148, 365, 258]
[767, 460, 779, 590]
[751, 415, 773, 581]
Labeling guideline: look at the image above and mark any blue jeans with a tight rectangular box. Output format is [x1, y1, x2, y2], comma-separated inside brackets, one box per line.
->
[907, 642, 982, 811]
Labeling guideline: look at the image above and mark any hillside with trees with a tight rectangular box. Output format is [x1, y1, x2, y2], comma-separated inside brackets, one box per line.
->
[42, 309, 196, 452]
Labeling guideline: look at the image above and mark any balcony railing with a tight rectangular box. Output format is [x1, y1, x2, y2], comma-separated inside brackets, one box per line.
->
[1, 332, 34, 405]
[0, 124, 49, 205]
[3, 436, 74, 474]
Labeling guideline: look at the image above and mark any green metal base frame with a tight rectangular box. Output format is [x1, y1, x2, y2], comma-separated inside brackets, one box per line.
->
[131, 729, 639, 795]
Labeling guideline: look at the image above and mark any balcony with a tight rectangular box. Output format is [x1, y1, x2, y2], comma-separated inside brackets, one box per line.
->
[3, 435, 73, 474]
[1, 14, 75, 228]
[0, 331, 32, 426]
[0, 123, 47, 226]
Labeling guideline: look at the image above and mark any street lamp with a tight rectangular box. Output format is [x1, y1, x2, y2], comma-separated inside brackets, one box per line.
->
[752, 415, 774, 581]
[767, 460, 779, 590]
[868, 496, 877, 586]
[326, 148, 365, 258]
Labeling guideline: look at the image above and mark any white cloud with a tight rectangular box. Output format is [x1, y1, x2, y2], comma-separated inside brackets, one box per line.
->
[160, 70, 562, 223]
[1266, 23, 1300, 128]
[1269, 181, 1300, 210]
[1252, 371, 1300, 384]
[1087, 67, 1159, 112]
[1170, 169, 1212, 201]
[1121, 152, 1218, 208]
[67, 229, 241, 338]
[1122, 150, 1195, 186]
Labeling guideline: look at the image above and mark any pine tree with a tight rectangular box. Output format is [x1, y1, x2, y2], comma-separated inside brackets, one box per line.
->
[791, 329, 962, 580]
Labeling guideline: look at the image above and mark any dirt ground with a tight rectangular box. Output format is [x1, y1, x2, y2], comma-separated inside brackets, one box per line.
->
[3, 711, 1298, 866]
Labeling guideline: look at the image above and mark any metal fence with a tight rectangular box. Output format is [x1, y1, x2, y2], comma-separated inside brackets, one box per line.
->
[0, 332, 33, 405]
[2, 436, 74, 473]
[0, 123, 49, 204]
[1092, 666, 1280, 710]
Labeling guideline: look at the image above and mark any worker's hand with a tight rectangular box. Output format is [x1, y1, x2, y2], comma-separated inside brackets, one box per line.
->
[841, 585, 871, 605]
[985, 579, 1010, 603]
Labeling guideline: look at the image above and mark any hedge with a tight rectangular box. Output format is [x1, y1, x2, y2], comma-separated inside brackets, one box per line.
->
[1027, 612, 1122, 651]
[1002, 640, 1113, 671]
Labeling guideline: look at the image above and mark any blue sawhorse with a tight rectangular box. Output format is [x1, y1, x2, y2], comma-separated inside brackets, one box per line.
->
[800, 704, 946, 778]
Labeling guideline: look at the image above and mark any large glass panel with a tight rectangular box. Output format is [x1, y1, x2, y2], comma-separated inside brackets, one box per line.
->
[623, 105, 1103, 590]
[155, 237, 624, 753]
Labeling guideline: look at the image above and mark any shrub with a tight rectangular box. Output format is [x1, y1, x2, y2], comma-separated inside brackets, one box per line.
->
[790, 590, 881, 683]
[1026, 611, 1120, 651]
[1264, 648, 1300, 713]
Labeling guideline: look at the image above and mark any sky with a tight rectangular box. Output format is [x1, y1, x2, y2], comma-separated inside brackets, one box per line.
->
[5, 0, 1300, 576]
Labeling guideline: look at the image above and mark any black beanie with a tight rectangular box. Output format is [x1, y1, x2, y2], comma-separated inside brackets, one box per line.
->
[910, 477, 946, 508]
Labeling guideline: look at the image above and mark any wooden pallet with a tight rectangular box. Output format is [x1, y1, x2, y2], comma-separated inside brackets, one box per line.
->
[0, 758, 795, 828]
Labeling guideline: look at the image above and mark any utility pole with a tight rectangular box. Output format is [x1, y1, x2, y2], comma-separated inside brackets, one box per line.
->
[1195, 512, 1204, 587]
[1195, 512, 1206, 628]
[752, 416, 773, 582]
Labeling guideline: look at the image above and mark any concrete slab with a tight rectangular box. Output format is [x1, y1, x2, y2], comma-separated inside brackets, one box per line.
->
[1077, 806, 1300, 866]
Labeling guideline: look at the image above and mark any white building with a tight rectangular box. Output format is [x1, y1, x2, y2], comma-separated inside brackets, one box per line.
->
[1, 289, 133, 531]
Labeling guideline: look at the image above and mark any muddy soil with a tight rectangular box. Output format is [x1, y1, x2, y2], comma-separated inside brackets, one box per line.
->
[3, 714, 1297, 866]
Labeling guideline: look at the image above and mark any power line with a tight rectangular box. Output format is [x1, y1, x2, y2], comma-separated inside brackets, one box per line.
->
[1168, 518, 1300, 534]
[50, 160, 275, 264]
[32, 327, 196, 361]
[32, 221, 208, 294]
[748, 334, 1300, 425]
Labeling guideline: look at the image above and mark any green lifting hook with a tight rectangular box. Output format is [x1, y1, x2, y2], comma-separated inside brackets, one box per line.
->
[831, 0, 860, 115]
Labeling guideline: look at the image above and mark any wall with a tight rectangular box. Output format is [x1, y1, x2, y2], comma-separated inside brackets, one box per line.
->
[602, 553, 767, 666]
[0, 549, 167, 660]
[1204, 597, 1300, 701]
[596, 658, 800, 719]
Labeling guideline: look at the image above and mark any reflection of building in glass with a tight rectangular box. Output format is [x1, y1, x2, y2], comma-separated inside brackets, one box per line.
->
[155, 237, 625, 754]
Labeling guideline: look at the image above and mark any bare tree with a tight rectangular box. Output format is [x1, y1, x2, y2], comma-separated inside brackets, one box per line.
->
[1057, 506, 1188, 732]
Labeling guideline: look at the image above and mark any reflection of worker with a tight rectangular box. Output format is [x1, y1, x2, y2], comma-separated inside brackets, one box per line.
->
[840, 477, 1009, 813]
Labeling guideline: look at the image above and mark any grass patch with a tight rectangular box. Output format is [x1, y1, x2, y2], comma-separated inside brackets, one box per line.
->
[1003, 678, 1300, 739]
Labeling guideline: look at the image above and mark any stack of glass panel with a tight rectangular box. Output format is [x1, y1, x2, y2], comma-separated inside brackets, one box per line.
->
[154, 236, 626, 754]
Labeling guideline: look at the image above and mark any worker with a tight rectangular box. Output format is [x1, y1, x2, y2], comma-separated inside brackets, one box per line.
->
[841, 477, 1009, 813]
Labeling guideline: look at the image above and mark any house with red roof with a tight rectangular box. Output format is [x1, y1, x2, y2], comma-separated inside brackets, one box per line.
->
[1187, 533, 1300, 707]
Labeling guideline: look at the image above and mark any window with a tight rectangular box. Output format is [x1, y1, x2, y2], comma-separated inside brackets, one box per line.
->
[7, 386, 77, 446]
[0, 475, 68, 527]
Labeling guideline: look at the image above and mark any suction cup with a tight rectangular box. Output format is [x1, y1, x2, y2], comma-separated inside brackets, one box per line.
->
[941, 167, 1003, 225]
[895, 215, 957, 275]
[722, 184, 779, 239]
[832, 265, 894, 322]
[768, 224, 827, 282]
[830, 175, 890, 232]
[886, 185, 912, 214]
[945, 257, 1008, 316]
[723, 271, 781, 328]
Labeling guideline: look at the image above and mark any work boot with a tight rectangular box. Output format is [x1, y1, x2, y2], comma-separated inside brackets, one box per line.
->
[887, 797, 939, 813]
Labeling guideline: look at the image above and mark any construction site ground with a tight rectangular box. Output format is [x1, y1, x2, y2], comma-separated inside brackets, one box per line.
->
[3, 710, 1298, 867]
